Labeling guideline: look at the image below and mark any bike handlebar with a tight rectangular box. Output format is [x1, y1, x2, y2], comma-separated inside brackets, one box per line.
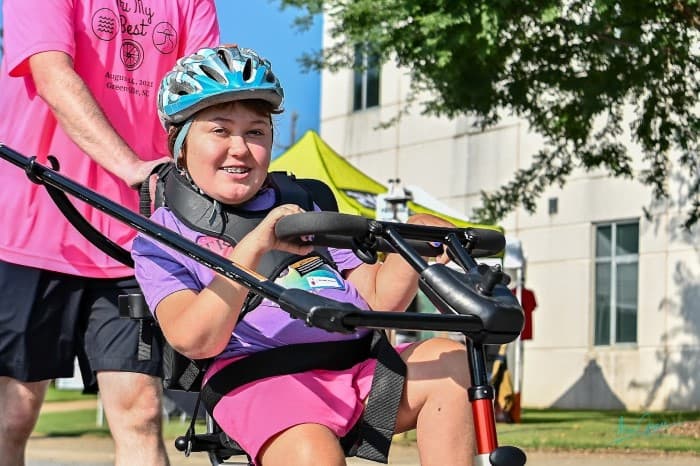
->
[276, 211, 523, 344]
[275, 211, 505, 258]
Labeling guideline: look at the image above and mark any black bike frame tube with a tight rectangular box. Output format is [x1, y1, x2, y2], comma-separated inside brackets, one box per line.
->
[381, 224, 431, 272]
[444, 232, 480, 271]
[467, 339, 490, 387]
[342, 312, 482, 333]
[465, 338, 499, 455]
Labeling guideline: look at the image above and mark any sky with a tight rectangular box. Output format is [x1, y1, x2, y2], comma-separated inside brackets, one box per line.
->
[0, 1, 322, 157]
[214, 1, 322, 156]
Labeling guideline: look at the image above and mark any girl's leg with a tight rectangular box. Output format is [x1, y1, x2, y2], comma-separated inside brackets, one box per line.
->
[395, 337, 475, 466]
[259, 423, 346, 466]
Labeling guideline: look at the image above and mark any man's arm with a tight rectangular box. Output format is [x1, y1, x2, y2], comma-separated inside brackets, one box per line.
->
[29, 51, 169, 187]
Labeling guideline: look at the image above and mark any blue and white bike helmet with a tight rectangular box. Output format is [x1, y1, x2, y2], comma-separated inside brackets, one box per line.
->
[157, 45, 284, 129]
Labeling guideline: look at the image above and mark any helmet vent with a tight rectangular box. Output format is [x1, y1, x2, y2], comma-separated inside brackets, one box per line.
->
[242, 58, 254, 82]
[200, 65, 227, 84]
[217, 49, 234, 70]
[171, 81, 195, 96]
[158, 45, 284, 127]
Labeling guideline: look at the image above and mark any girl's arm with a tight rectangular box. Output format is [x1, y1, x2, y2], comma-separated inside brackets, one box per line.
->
[345, 214, 453, 312]
[155, 205, 313, 360]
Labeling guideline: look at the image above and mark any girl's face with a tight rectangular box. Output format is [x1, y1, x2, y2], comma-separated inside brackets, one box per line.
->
[183, 102, 272, 205]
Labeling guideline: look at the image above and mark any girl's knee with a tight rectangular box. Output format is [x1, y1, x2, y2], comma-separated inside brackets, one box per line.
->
[408, 337, 466, 362]
[435, 338, 470, 385]
[405, 337, 470, 386]
[260, 424, 345, 466]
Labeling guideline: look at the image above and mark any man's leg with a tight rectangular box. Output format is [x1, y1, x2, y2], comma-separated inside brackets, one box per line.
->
[97, 371, 169, 466]
[0, 378, 49, 466]
[0, 261, 79, 466]
[84, 276, 169, 466]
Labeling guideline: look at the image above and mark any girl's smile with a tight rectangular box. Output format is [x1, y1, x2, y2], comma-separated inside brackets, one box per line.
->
[182, 101, 273, 205]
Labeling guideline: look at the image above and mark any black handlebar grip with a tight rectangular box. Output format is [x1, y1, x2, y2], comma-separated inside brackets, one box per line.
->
[276, 211, 370, 239]
[275, 212, 444, 256]
[464, 228, 506, 258]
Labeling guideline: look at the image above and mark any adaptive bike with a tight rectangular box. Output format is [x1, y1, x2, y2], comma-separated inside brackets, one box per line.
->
[0, 144, 527, 466]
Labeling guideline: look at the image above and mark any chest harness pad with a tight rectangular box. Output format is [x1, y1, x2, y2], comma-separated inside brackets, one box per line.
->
[157, 164, 336, 316]
[154, 164, 406, 463]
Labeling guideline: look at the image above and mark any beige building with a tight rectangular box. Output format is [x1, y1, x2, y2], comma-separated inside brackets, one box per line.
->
[318, 31, 700, 411]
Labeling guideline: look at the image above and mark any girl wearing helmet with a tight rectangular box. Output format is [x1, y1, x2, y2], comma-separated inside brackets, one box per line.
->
[132, 45, 475, 466]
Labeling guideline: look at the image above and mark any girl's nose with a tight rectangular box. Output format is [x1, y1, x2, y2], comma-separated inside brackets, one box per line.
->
[228, 135, 249, 157]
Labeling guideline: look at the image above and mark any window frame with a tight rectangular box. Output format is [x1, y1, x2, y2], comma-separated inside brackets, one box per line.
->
[352, 45, 380, 112]
[593, 219, 640, 347]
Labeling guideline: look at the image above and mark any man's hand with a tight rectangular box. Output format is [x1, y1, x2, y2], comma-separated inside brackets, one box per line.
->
[29, 51, 172, 190]
[125, 156, 172, 189]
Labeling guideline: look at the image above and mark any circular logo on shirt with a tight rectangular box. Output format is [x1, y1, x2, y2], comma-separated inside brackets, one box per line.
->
[92, 8, 118, 41]
[121, 40, 144, 70]
[152, 21, 178, 54]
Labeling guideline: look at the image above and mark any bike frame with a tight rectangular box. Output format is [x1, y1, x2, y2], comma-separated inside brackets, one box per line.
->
[0, 144, 527, 465]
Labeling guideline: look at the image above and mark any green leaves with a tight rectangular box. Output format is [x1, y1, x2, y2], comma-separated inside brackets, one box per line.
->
[279, 0, 700, 227]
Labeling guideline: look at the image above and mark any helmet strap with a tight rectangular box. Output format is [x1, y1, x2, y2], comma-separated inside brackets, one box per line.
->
[171, 118, 221, 225]
[173, 119, 193, 169]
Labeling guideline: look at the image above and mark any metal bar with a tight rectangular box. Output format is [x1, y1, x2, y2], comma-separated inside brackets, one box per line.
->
[0, 144, 284, 301]
[466, 339, 499, 454]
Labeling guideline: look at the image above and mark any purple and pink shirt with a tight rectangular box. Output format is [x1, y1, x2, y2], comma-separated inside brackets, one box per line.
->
[131, 188, 372, 359]
[0, 0, 219, 277]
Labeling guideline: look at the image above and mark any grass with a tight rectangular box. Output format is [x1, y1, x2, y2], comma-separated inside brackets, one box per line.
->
[37, 390, 700, 455]
[34, 409, 201, 439]
[44, 385, 97, 403]
[495, 408, 700, 453]
[396, 408, 700, 453]
[35, 409, 110, 438]
[39, 385, 205, 439]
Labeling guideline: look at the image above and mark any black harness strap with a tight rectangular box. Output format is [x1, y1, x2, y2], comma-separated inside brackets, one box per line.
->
[201, 332, 374, 409]
[162, 343, 207, 391]
[353, 331, 407, 462]
[34, 156, 135, 267]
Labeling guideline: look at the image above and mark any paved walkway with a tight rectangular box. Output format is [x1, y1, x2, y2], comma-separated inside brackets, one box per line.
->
[31, 400, 700, 465]
[26, 434, 700, 466]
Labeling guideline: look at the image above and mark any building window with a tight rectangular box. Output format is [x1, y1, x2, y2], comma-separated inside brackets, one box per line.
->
[594, 221, 639, 345]
[353, 45, 380, 111]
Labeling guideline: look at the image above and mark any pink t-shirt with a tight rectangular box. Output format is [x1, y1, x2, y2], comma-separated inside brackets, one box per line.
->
[0, 0, 219, 277]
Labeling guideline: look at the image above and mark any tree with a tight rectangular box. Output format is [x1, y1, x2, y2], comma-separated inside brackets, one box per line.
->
[279, 0, 700, 228]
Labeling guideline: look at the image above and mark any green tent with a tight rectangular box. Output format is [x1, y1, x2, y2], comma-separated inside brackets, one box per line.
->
[270, 130, 502, 233]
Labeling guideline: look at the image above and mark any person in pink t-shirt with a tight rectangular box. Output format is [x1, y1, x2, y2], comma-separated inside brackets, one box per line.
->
[0, 1, 219, 465]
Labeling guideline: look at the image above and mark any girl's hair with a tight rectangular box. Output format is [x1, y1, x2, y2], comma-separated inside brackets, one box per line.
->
[167, 99, 277, 164]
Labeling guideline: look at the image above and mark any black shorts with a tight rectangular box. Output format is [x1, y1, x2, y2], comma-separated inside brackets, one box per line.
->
[0, 260, 163, 392]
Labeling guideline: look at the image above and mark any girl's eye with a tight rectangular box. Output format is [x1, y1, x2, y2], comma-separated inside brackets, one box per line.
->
[212, 127, 229, 135]
[247, 129, 265, 137]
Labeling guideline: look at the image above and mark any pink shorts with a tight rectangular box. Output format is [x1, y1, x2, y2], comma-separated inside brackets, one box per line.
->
[203, 342, 411, 465]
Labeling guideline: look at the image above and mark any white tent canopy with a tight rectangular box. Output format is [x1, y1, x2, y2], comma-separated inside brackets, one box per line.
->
[504, 236, 526, 271]
[405, 184, 470, 221]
